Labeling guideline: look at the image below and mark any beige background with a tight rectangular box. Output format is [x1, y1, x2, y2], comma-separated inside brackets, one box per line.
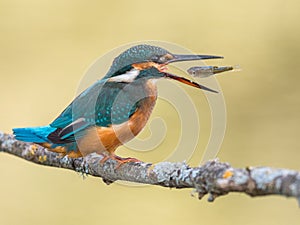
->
[1, 1, 300, 225]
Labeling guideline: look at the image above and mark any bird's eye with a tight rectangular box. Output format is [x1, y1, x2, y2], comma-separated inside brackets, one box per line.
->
[157, 54, 173, 63]
[158, 56, 167, 63]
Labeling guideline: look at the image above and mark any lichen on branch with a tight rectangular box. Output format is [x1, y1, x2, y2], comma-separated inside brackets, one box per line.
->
[1, 131, 300, 205]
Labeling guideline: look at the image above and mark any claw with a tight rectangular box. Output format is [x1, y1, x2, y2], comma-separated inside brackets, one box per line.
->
[99, 154, 111, 164]
[113, 155, 141, 169]
[99, 152, 141, 169]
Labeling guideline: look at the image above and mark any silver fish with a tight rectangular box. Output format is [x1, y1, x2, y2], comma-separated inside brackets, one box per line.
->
[187, 66, 234, 78]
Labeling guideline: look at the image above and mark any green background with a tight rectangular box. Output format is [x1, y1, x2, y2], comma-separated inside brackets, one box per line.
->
[1, 1, 300, 225]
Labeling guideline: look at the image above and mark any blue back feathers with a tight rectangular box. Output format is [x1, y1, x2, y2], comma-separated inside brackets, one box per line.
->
[13, 44, 163, 148]
[14, 78, 148, 146]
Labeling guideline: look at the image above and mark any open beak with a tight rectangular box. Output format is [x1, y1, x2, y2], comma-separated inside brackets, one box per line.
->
[164, 73, 218, 93]
[163, 54, 223, 93]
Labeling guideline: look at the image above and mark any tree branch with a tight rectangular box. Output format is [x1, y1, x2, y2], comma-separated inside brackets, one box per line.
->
[1, 131, 300, 204]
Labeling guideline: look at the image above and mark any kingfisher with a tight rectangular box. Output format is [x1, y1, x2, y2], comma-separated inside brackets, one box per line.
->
[13, 44, 222, 164]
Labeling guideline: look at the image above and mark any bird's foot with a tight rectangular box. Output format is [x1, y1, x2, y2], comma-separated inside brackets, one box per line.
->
[99, 153, 141, 169]
[113, 155, 141, 169]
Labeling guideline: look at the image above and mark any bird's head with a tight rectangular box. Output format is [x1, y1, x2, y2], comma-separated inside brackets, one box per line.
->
[104, 44, 223, 92]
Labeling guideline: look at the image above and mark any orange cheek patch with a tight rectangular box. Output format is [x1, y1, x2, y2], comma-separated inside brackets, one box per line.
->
[132, 62, 156, 70]
[132, 62, 166, 72]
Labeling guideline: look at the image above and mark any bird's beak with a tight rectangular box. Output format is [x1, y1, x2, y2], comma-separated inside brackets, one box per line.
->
[164, 73, 218, 93]
[162, 54, 223, 93]
[165, 54, 223, 64]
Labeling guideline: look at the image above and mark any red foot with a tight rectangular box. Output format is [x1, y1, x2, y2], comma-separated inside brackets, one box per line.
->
[99, 153, 141, 169]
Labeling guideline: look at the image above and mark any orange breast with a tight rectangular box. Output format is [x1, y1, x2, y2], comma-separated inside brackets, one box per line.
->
[77, 80, 158, 156]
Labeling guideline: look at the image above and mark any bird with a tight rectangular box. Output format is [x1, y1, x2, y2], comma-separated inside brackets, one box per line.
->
[13, 44, 222, 165]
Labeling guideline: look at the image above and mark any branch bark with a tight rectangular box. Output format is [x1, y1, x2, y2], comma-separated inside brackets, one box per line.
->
[1, 131, 300, 204]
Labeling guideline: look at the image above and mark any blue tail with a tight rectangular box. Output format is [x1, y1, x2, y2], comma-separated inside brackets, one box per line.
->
[13, 125, 56, 143]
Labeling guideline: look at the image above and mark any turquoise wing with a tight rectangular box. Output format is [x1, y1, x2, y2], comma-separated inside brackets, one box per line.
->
[48, 79, 141, 143]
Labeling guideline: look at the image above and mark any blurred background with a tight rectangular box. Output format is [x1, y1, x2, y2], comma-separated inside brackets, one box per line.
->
[1, 0, 300, 225]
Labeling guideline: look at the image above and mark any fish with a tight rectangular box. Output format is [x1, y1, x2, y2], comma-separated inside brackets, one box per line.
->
[187, 65, 236, 78]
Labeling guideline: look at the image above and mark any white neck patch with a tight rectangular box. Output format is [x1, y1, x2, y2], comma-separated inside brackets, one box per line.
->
[108, 69, 140, 83]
